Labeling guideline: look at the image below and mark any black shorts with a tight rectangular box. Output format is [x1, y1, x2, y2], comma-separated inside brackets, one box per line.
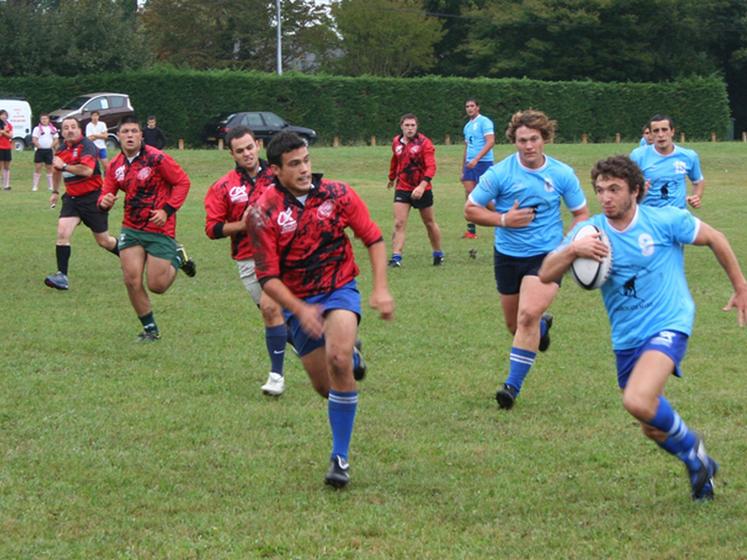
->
[493, 248, 560, 295]
[60, 190, 109, 234]
[34, 148, 54, 165]
[0, 149, 11, 162]
[393, 188, 434, 209]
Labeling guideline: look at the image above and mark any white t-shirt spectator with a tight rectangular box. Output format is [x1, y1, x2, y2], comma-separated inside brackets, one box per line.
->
[86, 121, 108, 149]
[32, 124, 58, 149]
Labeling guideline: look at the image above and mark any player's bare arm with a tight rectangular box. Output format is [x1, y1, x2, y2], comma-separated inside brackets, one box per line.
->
[687, 179, 705, 209]
[366, 240, 394, 320]
[464, 199, 534, 228]
[539, 234, 609, 284]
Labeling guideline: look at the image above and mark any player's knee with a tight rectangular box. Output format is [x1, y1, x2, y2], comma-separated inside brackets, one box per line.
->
[259, 301, 282, 324]
[327, 348, 353, 377]
[622, 391, 655, 420]
[123, 272, 142, 291]
[516, 307, 541, 329]
[393, 219, 406, 231]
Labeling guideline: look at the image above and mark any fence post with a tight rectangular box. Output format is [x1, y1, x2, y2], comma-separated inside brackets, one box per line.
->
[217, 138, 224, 150]
[178, 138, 184, 150]
[370, 135, 376, 146]
[680, 132, 686, 143]
[742, 131, 747, 143]
[710, 132, 717, 142]
[615, 133, 621, 144]
[581, 133, 588, 144]
[333, 136, 341, 147]
[444, 133, 451, 145]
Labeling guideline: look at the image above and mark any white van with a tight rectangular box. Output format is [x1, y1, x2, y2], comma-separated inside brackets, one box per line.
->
[0, 97, 33, 150]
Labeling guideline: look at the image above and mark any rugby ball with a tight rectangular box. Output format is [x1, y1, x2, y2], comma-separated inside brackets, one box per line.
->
[570, 224, 612, 290]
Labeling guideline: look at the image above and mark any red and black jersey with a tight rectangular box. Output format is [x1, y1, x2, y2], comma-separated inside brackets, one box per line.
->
[388, 132, 436, 192]
[249, 174, 383, 299]
[0, 120, 13, 150]
[204, 161, 274, 261]
[57, 137, 103, 197]
[99, 144, 190, 238]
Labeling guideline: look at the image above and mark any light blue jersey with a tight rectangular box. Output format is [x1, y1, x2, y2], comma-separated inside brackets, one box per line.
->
[630, 144, 703, 208]
[561, 206, 700, 350]
[463, 114, 494, 163]
[639, 137, 648, 147]
[470, 153, 587, 257]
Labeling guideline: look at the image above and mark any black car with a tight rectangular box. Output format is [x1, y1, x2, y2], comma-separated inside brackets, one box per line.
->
[202, 111, 317, 146]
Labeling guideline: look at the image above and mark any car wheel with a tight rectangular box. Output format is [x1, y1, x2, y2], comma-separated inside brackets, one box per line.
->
[106, 136, 120, 151]
[13, 138, 26, 151]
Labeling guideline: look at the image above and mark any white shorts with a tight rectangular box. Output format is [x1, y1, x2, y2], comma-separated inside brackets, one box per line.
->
[237, 259, 262, 305]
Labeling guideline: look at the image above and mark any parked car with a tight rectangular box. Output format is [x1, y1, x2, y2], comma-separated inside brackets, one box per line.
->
[49, 92, 134, 149]
[0, 97, 33, 150]
[202, 111, 317, 146]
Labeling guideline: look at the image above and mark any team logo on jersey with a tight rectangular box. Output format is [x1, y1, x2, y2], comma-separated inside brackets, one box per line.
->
[410, 145, 420, 154]
[229, 185, 249, 203]
[115, 165, 126, 182]
[674, 161, 687, 174]
[395, 145, 404, 155]
[317, 200, 334, 219]
[638, 233, 655, 257]
[543, 178, 555, 192]
[137, 167, 152, 181]
[277, 207, 297, 233]
[651, 330, 675, 347]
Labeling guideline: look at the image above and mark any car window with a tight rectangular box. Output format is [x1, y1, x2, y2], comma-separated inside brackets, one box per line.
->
[60, 96, 89, 110]
[84, 97, 109, 112]
[108, 96, 126, 108]
[262, 112, 285, 127]
[244, 113, 264, 128]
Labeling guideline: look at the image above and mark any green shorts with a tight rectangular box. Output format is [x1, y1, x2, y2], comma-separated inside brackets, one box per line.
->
[118, 227, 179, 269]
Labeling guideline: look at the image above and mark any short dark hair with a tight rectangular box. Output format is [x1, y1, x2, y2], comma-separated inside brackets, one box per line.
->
[91, 110, 100, 117]
[40, 112, 49, 118]
[591, 155, 645, 203]
[119, 115, 141, 129]
[147, 115, 156, 121]
[0, 109, 8, 117]
[506, 109, 556, 143]
[62, 116, 81, 127]
[399, 113, 418, 125]
[226, 125, 256, 150]
[649, 114, 674, 130]
[465, 98, 479, 106]
[266, 131, 307, 167]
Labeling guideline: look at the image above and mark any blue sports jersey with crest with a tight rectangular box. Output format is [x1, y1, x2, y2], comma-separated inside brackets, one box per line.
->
[470, 153, 587, 257]
[463, 115, 495, 163]
[561, 206, 700, 350]
[630, 144, 703, 208]
[639, 137, 648, 147]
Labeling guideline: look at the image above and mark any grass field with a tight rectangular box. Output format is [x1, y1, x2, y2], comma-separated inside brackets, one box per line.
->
[2, 142, 747, 558]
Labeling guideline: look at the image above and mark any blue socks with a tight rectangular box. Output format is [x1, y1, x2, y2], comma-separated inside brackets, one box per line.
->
[265, 324, 287, 375]
[328, 390, 358, 460]
[648, 396, 699, 470]
[504, 347, 536, 395]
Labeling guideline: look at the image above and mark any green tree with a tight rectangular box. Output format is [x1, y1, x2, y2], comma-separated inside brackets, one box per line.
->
[328, 0, 445, 77]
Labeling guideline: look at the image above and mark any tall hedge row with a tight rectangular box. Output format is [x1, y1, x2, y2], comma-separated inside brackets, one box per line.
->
[2, 69, 730, 146]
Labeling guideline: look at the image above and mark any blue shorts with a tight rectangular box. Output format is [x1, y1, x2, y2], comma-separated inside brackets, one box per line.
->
[462, 161, 492, 183]
[97, 147, 107, 160]
[284, 280, 361, 357]
[614, 330, 689, 389]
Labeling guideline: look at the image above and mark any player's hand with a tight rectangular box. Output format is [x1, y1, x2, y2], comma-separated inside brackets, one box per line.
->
[99, 193, 118, 210]
[52, 156, 66, 170]
[504, 200, 535, 228]
[149, 209, 168, 226]
[297, 302, 325, 338]
[572, 233, 609, 261]
[369, 289, 394, 321]
[722, 288, 747, 327]
[686, 194, 701, 209]
[48, 192, 59, 207]
[387, 180, 395, 190]
[466, 158, 477, 170]
[411, 185, 425, 200]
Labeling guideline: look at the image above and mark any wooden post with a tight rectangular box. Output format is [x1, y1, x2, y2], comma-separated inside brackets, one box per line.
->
[581, 133, 588, 144]
[742, 131, 747, 143]
[444, 133, 451, 145]
[178, 138, 184, 150]
[370, 135, 376, 146]
[333, 136, 341, 147]
[615, 133, 621, 144]
[680, 132, 686, 144]
[710, 132, 717, 142]
[217, 138, 224, 150]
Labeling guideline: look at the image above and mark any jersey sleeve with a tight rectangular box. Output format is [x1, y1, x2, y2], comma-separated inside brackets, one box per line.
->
[669, 207, 700, 245]
[388, 141, 398, 181]
[468, 167, 499, 208]
[481, 117, 495, 137]
[561, 170, 587, 212]
[247, 203, 280, 283]
[343, 185, 383, 247]
[204, 181, 229, 239]
[98, 160, 120, 207]
[688, 152, 704, 182]
[158, 153, 191, 212]
[32, 126, 40, 139]
[423, 138, 436, 180]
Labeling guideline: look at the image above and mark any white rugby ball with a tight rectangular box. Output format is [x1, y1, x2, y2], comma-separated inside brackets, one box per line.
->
[570, 224, 612, 290]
